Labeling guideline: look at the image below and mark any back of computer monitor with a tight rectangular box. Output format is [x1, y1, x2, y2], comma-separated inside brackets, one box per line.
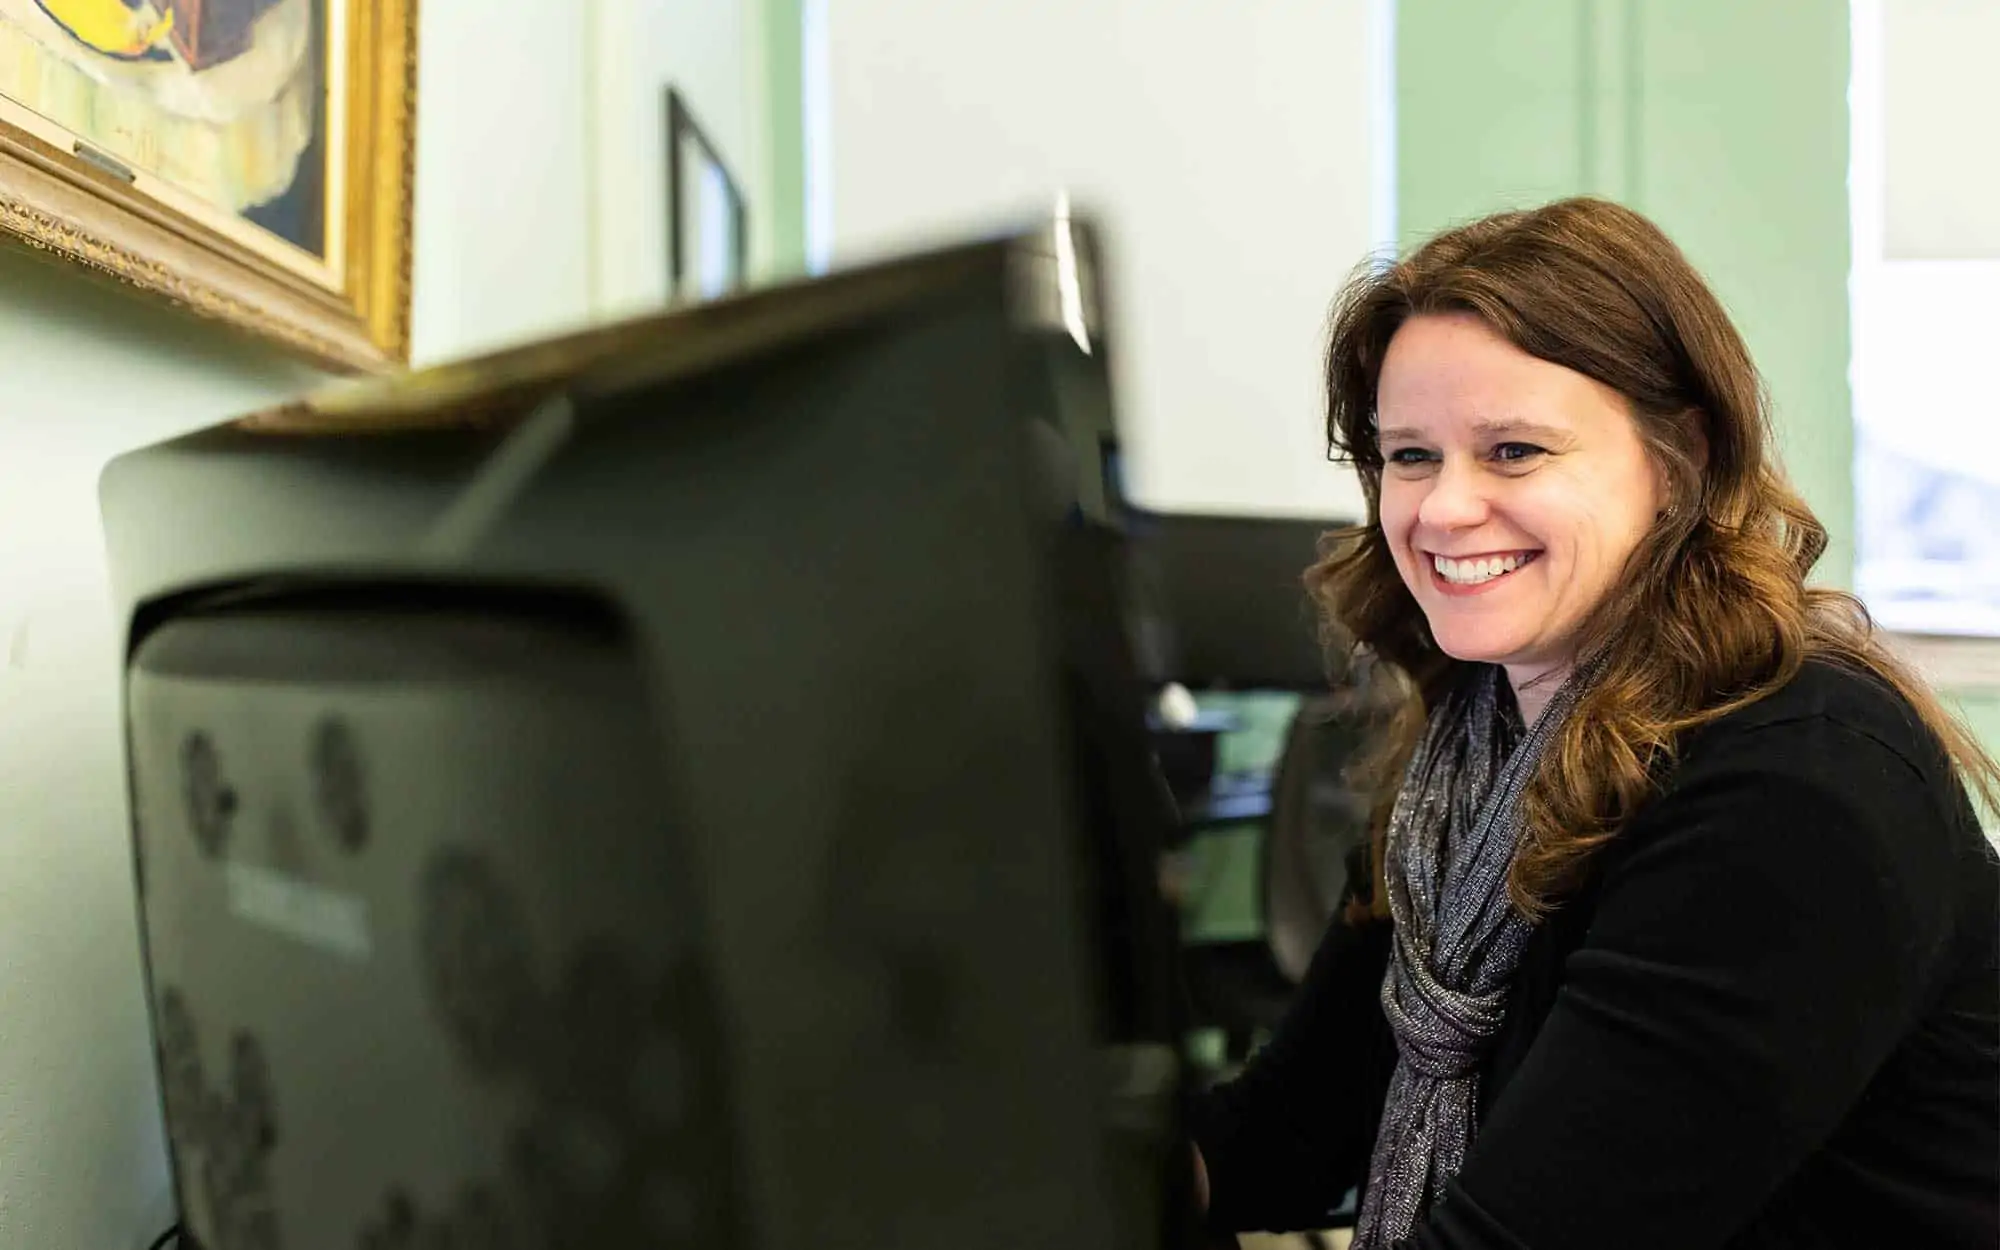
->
[109, 232, 1189, 1250]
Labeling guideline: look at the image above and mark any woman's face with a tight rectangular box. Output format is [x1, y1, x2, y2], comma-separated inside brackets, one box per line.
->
[1374, 313, 1665, 695]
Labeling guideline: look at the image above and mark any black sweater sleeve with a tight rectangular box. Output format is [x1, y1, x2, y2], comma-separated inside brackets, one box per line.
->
[1190, 912, 1399, 1234]
[1401, 714, 1965, 1250]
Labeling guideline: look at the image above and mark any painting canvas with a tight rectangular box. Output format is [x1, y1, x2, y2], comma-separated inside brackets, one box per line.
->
[0, 0, 413, 369]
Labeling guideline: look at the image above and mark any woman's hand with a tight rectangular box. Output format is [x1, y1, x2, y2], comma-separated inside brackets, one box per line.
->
[1192, 1140, 1244, 1248]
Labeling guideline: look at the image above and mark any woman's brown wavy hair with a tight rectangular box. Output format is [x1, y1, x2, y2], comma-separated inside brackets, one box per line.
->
[1309, 196, 2000, 920]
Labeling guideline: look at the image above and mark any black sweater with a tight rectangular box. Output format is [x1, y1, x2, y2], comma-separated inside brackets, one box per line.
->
[1192, 661, 2000, 1248]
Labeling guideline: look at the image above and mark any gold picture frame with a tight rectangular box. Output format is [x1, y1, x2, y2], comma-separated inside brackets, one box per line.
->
[0, 0, 416, 372]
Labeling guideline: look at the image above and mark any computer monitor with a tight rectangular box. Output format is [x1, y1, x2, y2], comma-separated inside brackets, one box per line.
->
[1126, 511, 1353, 692]
[102, 226, 1191, 1249]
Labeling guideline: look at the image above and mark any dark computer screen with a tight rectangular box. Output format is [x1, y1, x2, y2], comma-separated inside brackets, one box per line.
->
[1126, 511, 1355, 692]
[106, 232, 1193, 1249]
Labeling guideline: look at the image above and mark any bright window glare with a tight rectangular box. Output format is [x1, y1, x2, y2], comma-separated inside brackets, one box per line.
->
[1849, 0, 2000, 636]
[802, 0, 832, 276]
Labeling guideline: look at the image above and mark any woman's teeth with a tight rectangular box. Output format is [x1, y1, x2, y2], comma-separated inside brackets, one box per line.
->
[1433, 553, 1530, 585]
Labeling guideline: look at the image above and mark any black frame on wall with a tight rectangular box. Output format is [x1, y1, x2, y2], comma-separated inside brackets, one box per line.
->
[666, 87, 750, 300]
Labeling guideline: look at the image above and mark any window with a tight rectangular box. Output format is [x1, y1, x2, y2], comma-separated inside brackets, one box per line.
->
[1850, 0, 2000, 639]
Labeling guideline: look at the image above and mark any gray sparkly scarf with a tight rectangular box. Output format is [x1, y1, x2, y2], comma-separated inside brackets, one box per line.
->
[1352, 659, 1601, 1249]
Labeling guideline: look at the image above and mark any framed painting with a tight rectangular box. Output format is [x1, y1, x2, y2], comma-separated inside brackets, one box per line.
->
[666, 86, 746, 304]
[0, 0, 416, 370]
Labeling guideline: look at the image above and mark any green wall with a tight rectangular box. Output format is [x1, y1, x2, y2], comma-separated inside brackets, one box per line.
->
[1398, 0, 1853, 584]
[761, 0, 807, 276]
[1398, 0, 2000, 756]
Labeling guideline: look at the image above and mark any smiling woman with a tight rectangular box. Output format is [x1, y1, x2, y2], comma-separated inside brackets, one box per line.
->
[1372, 313, 1666, 722]
[1189, 197, 2000, 1250]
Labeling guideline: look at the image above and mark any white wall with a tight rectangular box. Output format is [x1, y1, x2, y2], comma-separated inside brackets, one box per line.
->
[417, 0, 774, 356]
[411, 1, 596, 362]
[588, 0, 774, 320]
[1882, 0, 2000, 260]
[823, 0, 1380, 519]
[0, 258, 323, 1249]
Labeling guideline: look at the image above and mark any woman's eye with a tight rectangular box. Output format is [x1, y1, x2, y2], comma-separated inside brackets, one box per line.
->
[1385, 447, 1437, 466]
[1492, 442, 1546, 463]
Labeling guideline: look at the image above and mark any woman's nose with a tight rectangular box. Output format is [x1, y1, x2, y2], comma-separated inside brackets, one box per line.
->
[1416, 460, 1490, 531]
